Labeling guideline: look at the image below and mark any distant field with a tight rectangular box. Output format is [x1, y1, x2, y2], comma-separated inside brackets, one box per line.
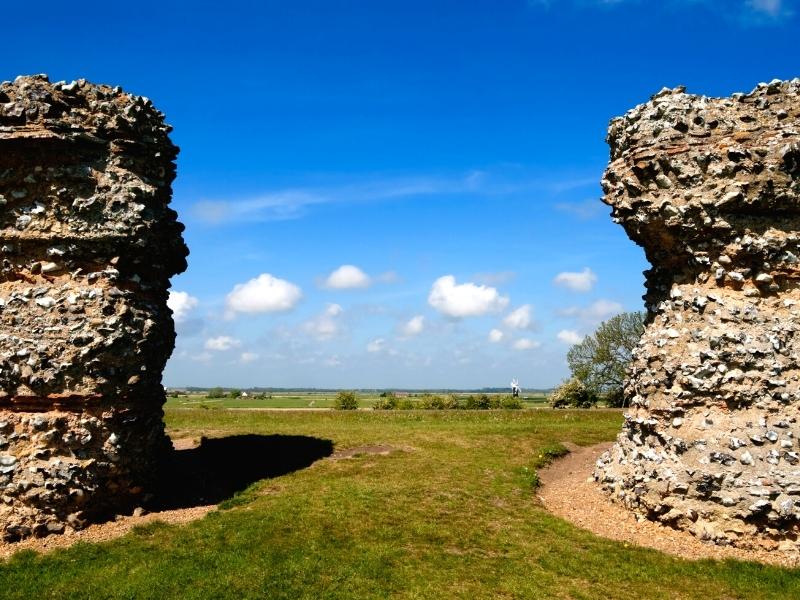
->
[1, 408, 798, 599]
[165, 391, 550, 410]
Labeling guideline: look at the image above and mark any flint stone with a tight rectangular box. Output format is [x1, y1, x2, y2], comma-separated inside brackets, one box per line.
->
[594, 79, 800, 551]
[0, 75, 187, 541]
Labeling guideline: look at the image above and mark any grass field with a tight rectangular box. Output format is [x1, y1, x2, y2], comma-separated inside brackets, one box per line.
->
[165, 391, 550, 410]
[0, 408, 798, 599]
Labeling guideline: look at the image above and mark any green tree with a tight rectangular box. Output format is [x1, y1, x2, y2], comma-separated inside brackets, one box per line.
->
[549, 378, 598, 409]
[334, 390, 358, 410]
[206, 387, 225, 399]
[566, 311, 645, 407]
[228, 389, 242, 398]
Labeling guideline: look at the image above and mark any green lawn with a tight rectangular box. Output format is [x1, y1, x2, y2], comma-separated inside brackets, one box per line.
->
[0, 409, 797, 599]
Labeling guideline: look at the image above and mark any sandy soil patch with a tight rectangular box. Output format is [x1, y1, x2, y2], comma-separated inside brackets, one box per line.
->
[537, 442, 800, 568]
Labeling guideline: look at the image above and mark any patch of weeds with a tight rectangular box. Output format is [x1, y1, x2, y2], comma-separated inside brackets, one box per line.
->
[516, 443, 570, 490]
[532, 443, 569, 470]
[515, 465, 541, 490]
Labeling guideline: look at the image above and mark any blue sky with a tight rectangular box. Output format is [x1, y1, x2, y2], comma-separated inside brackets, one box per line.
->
[4, 0, 798, 388]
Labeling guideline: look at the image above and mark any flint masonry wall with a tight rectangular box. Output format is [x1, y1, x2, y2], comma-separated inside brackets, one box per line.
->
[0, 75, 187, 539]
[595, 79, 800, 549]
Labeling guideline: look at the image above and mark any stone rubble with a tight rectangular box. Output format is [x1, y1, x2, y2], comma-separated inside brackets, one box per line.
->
[595, 78, 800, 550]
[0, 74, 187, 540]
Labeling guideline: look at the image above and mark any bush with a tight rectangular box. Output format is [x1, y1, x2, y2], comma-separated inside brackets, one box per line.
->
[464, 394, 495, 410]
[442, 395, 461, 409]
[334, 390, 358, 410]
[602, 387, 626, 408]
[397, 399, 415, 410]
[206, 387, 225, 399]
[373, 395, 398, 410]
[418, 394, 446, 409]
[228, 389, 242, 399]
[500, 395, 524, 410]
[549, 378, 598, 409]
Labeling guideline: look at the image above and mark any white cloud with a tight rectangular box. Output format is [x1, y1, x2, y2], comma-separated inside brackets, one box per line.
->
[191, 175, 473, 224]
[488, 329, 504, 343]
[167, 291, 199, 323]
[240, 352, 260, 363]
[513, 338, 541, 351]
[303, 303, 344, 340]
[553, 268, 598, 293]
[401, 315, 425, 337]
[557, 330, 584, 345]
[503, 305, 535, 330]
[225, 273, 302, 317]
[367, 338, 386, 353]
[560, 299, 624, 324]
[205, 336, 241, 351]
[324, 265, 371, 289]
[428, 275, 510, 318]
[190, 170, 604, 225]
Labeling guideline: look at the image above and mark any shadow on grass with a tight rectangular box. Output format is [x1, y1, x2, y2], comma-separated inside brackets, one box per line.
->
[149, 434, 334, 510]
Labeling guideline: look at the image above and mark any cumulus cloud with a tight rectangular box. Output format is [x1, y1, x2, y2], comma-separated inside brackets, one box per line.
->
[557, 329, 584, 345]
[367, 338, 386, 353]
[513, 338, 541, 351]
[303, 304, 345, 340]
[225, 273, 302, 317]
[503, 305, 535, 330]
[488, 329, 504, 343]
[204, 336, 241, 351]
[240, 352, 260, 363]
[553, 268, 598, 293]
[428, 275, 510, 318]
[324, 265, 371, 289]
[560, 299, 624, 324]
[401, 315, 425, 337]
[167, 291, 199, 323]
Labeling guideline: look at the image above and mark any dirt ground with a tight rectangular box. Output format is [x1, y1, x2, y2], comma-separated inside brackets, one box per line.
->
[537, 442, 800, 567]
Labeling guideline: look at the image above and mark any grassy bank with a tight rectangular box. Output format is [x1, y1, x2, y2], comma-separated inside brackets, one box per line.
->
[0, 409, 797, 599]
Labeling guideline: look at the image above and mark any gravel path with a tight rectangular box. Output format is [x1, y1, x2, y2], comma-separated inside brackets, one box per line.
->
[0, 504, 214, 559]
[537, 442, 800, 568]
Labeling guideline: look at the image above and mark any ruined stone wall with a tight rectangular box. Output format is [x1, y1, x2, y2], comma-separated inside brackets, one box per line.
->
[0, 75, 187, 539]
[595, 79, 800, 549]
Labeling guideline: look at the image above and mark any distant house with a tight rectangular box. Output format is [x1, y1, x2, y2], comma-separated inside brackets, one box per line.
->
[394, 391, 409, 398]
[241, 391, 249, 397]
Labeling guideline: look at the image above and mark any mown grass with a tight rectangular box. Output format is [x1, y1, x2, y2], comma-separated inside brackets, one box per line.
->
[0, 409, 797, 599]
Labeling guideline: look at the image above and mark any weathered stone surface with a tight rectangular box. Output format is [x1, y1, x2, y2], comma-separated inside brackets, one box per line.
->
[0, 75, 186, 539]
[595, 78, 800, 549]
